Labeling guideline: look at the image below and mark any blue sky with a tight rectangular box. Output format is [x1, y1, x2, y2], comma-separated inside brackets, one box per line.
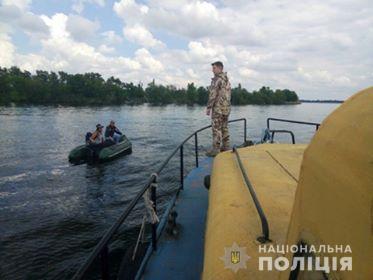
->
[0, 0, 372, 99]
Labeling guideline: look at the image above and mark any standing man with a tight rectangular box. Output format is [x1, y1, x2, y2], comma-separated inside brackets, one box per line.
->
[206, 61, 232, 157]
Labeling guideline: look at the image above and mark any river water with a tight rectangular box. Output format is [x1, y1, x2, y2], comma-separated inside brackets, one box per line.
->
[0, 103, 339, 279]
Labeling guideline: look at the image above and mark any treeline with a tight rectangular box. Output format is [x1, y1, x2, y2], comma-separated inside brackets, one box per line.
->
[0, 66, 299, 106]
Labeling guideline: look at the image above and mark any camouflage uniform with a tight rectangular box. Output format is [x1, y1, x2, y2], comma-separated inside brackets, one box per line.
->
[207, 72, 231, 151]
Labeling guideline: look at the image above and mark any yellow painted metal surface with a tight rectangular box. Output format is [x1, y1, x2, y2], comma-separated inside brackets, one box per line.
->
[202, 87, 373, 279]
[282, 87, 373, 280]
[202, 144, 306, 279]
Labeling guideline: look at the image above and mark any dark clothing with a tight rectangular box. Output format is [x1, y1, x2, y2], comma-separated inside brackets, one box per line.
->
[105, 126, 122, 138]
[89, 139, 114, 149]
[88, 139, 115, 158]
[85, 132, 92, 144]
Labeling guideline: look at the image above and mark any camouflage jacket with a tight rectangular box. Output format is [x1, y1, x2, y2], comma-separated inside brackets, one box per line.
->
[207, 72, 231, 115]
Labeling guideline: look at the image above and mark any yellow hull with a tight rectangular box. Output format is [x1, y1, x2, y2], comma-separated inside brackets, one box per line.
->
[202, 87, 373, 279]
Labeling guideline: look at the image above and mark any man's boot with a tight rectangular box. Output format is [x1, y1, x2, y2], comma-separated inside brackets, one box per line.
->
[220, 146, 230, 152]
[206, 148, 219, 157]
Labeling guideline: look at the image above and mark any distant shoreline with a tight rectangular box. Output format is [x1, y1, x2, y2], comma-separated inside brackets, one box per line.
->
[0, 100, 343, 107]
[0, 101, 322, 108]
[300, 100, 344, 104]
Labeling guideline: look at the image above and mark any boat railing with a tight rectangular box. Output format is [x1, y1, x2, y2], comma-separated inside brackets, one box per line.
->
[266, 118, 320, 144]
[72, 118, 247, 280]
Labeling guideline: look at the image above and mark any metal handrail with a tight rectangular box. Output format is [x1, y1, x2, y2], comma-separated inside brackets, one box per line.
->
[266, 118, 321, 144]
[72, 118, 247, 280]
[267, 117, 320, 131]
[270, 130, 295, 144]
[232, 146, 270, 243]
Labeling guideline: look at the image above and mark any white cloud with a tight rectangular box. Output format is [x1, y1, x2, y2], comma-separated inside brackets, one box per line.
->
[144, 1, 224, 39]
[0, 33, 15, 67]
[134, 48, 163, 72]
[18, 13, 49, 35]
[2, 0, 31, 10]
[41, 13, 69, 39]
[66, 14, 100, 42]
[0, 4, 48, 35]
[16, 53, 53, 72]
[114, 0, 163, 48]
[187, 41, 225, 63]
[101, 30, 122, 45]
[186, 68, 198, 79]
[297, 67, 352, 87]
[113, 0, 148, 23]
[123, 24, 164, 48]
[98, 44, 115, 54]
[71, 0, 105, 14]
[36, 13, 141, 75]
[239, 68, 255, 79]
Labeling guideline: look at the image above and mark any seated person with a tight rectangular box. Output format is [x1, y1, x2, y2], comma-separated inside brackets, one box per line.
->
[90, 124, 105, 146]
[105, 120, 123, 143]
[88, 124, 114, 155]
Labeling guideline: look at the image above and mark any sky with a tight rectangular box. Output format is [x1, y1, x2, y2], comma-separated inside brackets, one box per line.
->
[0, 0, 372, 99]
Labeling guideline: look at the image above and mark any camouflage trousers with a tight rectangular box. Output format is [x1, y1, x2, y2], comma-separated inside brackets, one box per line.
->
[211, 112, 230, 151]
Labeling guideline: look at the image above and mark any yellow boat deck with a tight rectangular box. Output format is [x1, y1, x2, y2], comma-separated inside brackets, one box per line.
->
[203, 144, 306, 279]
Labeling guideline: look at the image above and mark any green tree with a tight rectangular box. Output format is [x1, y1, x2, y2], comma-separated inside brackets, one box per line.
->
[0, 66, 299, 106]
